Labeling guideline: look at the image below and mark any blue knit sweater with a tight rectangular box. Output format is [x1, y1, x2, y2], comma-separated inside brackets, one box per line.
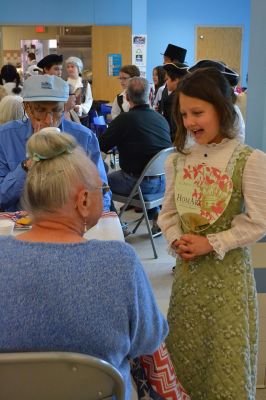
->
[0, 237, 168, 399]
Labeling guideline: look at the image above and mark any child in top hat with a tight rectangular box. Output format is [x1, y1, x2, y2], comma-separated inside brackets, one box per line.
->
[159, 62, 188, 141]
[155, 44, 188, 120]
[162, 44, 187, 64]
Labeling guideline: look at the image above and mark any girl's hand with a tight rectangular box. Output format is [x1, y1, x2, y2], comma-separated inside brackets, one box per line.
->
[171, 239, 187, 254]
[175, 234, 213, 260]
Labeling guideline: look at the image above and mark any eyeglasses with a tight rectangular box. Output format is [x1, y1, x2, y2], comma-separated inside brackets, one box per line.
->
[94, 184, 110, 195]
[30, 106, 64, 122]
[118, 77, 130, 81]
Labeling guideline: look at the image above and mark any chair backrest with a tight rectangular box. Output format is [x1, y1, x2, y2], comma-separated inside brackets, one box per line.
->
[141, 147, 176, 179]
[84, 109, 99, 130]
[0, 352, 125, 400]
[89, 109, 98, 120]
[100, 103, 112, 115]
[93, 115, 107, 126]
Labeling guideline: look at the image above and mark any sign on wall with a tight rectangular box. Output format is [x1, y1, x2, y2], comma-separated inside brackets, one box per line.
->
[108, 53, 122, 76]
[132, 34, 147, 77]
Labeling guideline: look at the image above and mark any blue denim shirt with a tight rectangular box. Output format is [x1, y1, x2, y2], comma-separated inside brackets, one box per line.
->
[0, 118, 111, 211]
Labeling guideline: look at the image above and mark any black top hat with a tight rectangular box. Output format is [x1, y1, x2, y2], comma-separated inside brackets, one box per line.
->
[37, 54, 63, 69]
[188, 59, 239, 86]
[161, 44, 187, 63]
[163, 62, 188, 78]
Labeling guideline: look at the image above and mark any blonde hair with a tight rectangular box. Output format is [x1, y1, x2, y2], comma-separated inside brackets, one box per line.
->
[0, 95, 23, 124]
[23, 129, 100, 214]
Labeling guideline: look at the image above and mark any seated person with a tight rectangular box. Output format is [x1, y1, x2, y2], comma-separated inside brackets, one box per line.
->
[0, 95, 24, 125]
[37, 55, 80, 124]
[0, 129, 168, 400]
[99, 77, 172, 236]
[111, 64, 140, 120]
[0, 74, 110, 212]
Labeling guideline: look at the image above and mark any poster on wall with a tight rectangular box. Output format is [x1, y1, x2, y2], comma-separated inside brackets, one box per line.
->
[108, 54, 122, 76]
[132, 34, 147, 77]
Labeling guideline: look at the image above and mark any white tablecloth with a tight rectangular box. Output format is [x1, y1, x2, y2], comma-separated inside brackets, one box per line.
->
[83, 212, 124, 241]
[3, 211, 124, 242]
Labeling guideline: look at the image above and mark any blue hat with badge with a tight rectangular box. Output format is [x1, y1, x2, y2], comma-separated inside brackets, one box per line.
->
[22, 75, 69, 102]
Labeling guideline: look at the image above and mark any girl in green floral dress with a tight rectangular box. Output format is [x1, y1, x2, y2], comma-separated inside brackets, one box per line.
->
[158, 68, 266, 400]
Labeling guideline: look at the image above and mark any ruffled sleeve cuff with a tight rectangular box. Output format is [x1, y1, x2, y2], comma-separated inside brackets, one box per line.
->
[206, 234, 226, 260]
[167, 243, 179, 258]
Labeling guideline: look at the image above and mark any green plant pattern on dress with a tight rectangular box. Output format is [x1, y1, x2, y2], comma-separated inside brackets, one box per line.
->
[167, 146, 258, 400]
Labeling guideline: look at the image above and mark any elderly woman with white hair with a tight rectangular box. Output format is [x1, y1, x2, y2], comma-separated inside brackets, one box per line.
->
[65, 56, 93, 117]
[0, 95, 24, 125]
[0, 129, 168, 400]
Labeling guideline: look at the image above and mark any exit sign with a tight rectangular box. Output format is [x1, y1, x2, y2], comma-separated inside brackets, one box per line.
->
[35, 26, 45, 33]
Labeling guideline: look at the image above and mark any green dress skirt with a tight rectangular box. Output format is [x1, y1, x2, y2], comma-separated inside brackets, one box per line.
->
[166, 147, 258, 400]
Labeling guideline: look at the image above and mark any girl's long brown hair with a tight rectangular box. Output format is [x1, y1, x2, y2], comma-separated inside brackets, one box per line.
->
[172, 68, 237, 153]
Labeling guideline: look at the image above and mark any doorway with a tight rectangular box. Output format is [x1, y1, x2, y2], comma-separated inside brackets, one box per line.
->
[196, 26, 242, 75]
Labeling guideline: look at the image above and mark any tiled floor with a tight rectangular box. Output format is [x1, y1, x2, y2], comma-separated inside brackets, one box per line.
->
[119, 208, 266, 399]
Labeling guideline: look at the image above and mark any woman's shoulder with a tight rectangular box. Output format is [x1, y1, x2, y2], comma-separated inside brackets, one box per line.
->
[86, 239, 137, 260]
[84, 240, 144, 277]
[1, 238, 138, 268]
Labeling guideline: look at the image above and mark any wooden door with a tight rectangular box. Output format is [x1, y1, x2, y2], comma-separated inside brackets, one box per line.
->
[196, 26, 242, 75]
[92, 25, 131, 102]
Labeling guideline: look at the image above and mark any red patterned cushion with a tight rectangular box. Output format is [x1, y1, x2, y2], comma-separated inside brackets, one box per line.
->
[140, 342, 190, 400]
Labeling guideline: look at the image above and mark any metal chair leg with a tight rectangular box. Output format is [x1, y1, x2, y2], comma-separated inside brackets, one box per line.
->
[132, 215, 144, 233]
[138, 190, 158, 259]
